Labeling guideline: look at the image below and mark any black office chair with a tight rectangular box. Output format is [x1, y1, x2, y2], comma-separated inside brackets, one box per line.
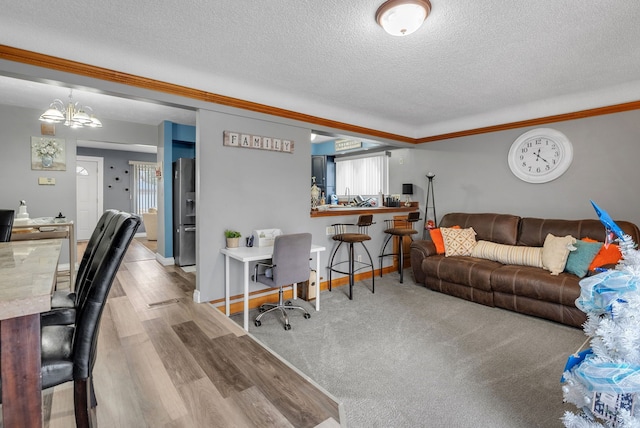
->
[254, 233, 313, 330]
[0, 211, 140, 428]
[379, 211, 421, 283]
[0, 209, 14, 242]
[42, 209, 120, 327]
[327, 215, 375, 299]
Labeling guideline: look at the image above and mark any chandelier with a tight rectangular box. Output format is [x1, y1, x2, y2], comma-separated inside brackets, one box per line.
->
[39, 89, 102, 128]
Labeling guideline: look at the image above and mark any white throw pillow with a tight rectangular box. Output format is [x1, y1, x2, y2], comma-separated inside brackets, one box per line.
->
[541, 233, 576, 275]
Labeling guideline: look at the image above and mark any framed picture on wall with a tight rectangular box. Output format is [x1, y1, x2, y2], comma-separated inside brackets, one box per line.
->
[31, 136, 66, 171]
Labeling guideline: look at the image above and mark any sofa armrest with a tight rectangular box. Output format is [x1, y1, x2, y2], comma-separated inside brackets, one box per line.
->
[410, 240, 437, 285]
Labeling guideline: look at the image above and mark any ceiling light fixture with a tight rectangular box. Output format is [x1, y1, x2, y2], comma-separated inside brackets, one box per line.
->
[376, 0, 432, 37]
[39, 89, 102, 128]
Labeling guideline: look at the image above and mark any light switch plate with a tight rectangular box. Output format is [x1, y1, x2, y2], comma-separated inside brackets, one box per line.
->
[38, 177, 55, 185]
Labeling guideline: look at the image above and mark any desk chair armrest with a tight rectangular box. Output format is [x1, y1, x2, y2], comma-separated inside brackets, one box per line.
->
[254, 261, 274, 282]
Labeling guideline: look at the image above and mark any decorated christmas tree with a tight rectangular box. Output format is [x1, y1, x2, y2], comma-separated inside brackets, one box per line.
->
[562, 201, 640, 427]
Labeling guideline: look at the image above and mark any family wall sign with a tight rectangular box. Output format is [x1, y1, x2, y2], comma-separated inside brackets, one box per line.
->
[223, 131, 294, 154]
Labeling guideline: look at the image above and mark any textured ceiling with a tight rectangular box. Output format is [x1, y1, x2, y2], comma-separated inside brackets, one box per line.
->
[1, 0, 640, 138]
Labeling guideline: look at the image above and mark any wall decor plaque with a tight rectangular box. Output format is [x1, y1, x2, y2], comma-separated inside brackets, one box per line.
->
[223, 131, 294, 154]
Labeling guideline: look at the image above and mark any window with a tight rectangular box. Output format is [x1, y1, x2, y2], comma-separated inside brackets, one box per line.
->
[129, 161, 158, 215]
[335, 152, 388, 196]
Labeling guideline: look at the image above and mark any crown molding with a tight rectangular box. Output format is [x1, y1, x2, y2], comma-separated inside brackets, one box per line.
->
[2, 44, 640, 145]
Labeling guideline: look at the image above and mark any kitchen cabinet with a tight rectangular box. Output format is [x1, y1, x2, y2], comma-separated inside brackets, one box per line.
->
[311, 155, 335, 197]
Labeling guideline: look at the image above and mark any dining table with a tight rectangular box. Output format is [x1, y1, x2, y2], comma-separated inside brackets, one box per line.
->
[0, 239, 62, 427]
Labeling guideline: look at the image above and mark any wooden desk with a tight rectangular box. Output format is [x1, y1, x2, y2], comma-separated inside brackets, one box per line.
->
[0, 239, 62, 428]
[12, 222, 75, 288]
[220, 244, 326, 331]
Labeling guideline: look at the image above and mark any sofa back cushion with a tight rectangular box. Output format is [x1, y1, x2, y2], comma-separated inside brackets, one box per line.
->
[439, 213, 520, 245]
[518, 218, 640, 247]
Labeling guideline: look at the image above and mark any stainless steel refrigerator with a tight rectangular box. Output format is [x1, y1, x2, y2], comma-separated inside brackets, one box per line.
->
[173, 158, 196, 266]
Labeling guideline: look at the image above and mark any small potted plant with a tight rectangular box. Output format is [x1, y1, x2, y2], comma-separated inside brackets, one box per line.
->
[224, 229, 241, 248]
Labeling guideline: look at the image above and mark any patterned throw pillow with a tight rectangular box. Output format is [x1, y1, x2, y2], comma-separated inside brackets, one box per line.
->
[471, 240, 543, 268]
[429, 225, 460, 254]
[441, 227, 477, 257]
[542, 234, 576, 275]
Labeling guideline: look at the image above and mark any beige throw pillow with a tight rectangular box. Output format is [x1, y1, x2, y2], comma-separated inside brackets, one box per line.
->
[471, 240, 543, 268]
[542, 233, 576, 275]
[441, 227, 477, 257]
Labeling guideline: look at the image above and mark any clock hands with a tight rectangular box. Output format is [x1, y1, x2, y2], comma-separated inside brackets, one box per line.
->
[533, 148, 549, 164]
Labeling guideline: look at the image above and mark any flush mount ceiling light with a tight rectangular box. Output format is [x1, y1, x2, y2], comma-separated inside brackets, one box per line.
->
[376, 0, 432, 36]
[39, 89, 102, 128]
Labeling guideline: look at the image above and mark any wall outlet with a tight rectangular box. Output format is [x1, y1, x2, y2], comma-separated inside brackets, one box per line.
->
[326, 226, 334, 235]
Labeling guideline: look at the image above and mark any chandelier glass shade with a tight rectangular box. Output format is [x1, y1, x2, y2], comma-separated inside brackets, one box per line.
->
[39, 90, 102, 128]
[376, 0, 432, 36]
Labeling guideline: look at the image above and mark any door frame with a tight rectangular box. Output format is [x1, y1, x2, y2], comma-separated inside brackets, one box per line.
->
[76, 155, 104, 240]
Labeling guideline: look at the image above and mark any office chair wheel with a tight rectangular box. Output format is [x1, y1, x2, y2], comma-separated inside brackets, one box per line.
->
[284, 324, 291, 331]
[255, 320, 262, 327]
[304, 313, 311, 319]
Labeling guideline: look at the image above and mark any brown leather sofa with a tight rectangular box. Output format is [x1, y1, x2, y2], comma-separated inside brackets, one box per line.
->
[410, 213, 640, 328]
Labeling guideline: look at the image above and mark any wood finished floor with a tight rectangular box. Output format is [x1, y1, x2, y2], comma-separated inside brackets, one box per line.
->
[37, 239, 341, 427]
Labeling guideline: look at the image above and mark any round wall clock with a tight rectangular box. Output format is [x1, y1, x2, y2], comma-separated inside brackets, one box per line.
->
[507, 128, 573, 183]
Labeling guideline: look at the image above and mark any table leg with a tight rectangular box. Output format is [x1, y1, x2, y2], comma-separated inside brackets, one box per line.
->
[243, 261, 250, 331]
[315, 252, 321, 311]
[1, 314, 43, 428]
[225, 254, 230, 316]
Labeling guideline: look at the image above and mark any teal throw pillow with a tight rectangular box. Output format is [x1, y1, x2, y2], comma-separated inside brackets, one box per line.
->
[565, 240, 603, 278]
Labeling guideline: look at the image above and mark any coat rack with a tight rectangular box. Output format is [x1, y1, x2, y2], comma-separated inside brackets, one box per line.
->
[423, 172, 437, 239]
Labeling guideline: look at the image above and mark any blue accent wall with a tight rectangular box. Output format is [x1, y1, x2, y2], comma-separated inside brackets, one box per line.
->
[162, 121, 196, 258]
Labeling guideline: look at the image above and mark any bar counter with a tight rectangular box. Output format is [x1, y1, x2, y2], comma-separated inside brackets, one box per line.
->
[310, 206, 418, 218]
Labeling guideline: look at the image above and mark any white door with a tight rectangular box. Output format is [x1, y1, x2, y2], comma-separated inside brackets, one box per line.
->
[76, 156, 103, 240]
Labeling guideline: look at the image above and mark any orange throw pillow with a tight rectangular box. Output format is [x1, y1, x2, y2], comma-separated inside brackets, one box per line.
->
[430, 225, 460, 254]
[582, 237, 622, 270]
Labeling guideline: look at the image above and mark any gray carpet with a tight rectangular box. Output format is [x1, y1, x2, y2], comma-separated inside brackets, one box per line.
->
[233, 271, 586, 428]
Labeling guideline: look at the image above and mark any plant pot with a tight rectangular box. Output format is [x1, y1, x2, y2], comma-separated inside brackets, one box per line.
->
[226, 237, 240, 248]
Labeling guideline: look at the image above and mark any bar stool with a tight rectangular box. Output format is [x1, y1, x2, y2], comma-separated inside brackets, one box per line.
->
[327, 214, 375, 300]
[379, 211, 421, 283]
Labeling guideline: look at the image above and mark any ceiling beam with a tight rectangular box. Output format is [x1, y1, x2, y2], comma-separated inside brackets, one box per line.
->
[2, 44, 640, 145]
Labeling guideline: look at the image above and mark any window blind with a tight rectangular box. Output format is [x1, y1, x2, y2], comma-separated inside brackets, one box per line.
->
[335, 152, 388, 195]
[129, 161, 158, 215]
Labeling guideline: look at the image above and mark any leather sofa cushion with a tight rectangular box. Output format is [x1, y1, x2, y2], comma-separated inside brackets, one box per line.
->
[422, 255, 503, 292]
[440, 213, 520, 245]
[491, 264, 581, 306]
[518, 218, 640, 247]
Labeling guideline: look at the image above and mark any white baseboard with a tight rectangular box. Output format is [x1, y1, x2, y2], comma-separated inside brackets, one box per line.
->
[155, 254, 174, 266]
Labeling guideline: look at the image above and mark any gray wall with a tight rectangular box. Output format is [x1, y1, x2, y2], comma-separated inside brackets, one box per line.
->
[0, 103, 158, 264]
[196, 109, 314, 301]
[389, 109, 640, 229]
[76, 147, 156, 232]
[195, 106, 402, 302]
[4, 82, 640, 304]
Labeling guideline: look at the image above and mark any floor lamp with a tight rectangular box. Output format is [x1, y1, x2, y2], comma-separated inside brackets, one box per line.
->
[423, 172, 437, 239]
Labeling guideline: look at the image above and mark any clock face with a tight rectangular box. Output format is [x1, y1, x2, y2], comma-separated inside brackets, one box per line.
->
[508, 128, 573, 183]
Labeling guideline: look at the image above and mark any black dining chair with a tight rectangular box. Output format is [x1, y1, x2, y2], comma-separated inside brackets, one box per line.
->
[0, 211, 140, 428]
[41, 209, 119, 327]
[0, 209, 14, 242]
